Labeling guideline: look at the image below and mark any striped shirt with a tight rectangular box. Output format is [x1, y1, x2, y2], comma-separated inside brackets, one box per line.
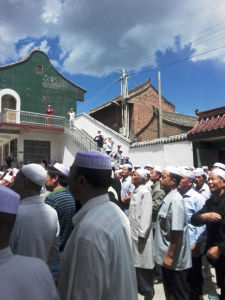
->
[45, 188, 76, 250]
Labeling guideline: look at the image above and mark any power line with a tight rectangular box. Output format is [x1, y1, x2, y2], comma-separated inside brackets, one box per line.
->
[130, 43, 225, 76]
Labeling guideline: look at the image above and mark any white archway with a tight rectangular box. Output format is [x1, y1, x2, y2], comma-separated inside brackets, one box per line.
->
[0, 89, 21, 123]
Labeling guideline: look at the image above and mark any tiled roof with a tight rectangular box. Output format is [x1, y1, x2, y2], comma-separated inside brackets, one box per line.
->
[187, 106, 225, 138]
[90, 79, 174, 114]
[131, 133, 188, 148]
[162, 111, 197, 128]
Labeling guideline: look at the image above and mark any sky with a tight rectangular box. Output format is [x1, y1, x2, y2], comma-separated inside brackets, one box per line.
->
[1, 0, 225, 116]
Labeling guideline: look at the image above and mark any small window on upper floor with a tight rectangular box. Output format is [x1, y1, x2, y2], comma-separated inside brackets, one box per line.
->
[36, 64, 43, 74]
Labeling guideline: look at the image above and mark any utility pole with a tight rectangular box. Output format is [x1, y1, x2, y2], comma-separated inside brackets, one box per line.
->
[158, 71, 163, 138]
[119, 69, 130, 138]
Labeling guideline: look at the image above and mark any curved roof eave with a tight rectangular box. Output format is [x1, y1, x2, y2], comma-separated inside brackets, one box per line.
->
[0, 49, 86, 94]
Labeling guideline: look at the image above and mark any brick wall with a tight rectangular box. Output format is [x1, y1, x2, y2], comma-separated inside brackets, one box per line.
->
[90, 83, 189, 142]
[129, 85, 174, 141]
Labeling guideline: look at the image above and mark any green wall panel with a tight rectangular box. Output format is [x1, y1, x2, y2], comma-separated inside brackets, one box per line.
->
[0, 51, 85, 117]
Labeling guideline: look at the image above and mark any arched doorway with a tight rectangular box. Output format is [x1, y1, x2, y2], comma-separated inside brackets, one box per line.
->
[0, 89, 21, 123]
[1, 94, 16, 110]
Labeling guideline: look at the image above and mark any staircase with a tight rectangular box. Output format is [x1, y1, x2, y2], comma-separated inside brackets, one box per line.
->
[64, 120, 100, 151]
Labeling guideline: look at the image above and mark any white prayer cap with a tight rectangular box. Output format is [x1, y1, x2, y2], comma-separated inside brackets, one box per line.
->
[115, 169, 122, 174]
[183, 166, 189, 170]
[134, 165, 141, 169]
[165, 166, 182, 177]
[213, 162, 225, 171]
[12, 168, 19, 177]
[211, 168, 225, 180]
[194, 168, 205, 177]
[145, 170, 150, 175]
[154, 165, 162, 173]
[74, 151, 112, 170]
[111, 162, 116, 168]
[123, 164, 133, 170]
[0, 185, 20, 214]
[22, 164, 47, 187]
[202, 166, 208, 170]
[136, 168, 147, 180]
[145, 163, 154, 169]
[3, 174, 12, 183]
[53, 163, 70, 176]
[180, 168, 195, 180]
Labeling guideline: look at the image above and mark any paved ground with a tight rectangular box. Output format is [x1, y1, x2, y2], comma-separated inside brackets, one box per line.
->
[138, 269, 219, 299]
[138, 284, 211, 299]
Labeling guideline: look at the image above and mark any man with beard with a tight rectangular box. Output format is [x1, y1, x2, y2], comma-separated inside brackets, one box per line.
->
[129, 169, 154, 300]
[192, 168, 225, 300]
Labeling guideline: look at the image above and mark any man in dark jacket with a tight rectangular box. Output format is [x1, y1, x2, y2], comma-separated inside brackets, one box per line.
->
[191, 168, 225, 300]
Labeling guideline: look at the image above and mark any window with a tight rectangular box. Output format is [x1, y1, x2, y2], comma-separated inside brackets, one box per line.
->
[24, 140, 50, 164]
[36, 64, 43, 74]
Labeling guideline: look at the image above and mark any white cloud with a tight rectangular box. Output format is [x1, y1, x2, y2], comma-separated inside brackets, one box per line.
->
[1, 0, 225, 75]
[38, 40, 50, 54]
[18, 42, 35, 58]
[42, 0, 62, 24]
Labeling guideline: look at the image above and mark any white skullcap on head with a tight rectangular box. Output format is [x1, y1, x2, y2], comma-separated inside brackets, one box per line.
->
[165, 166, 182, 177]
[194, 168, 205, 177]
[213, 162, 225, 171]
[180, 168, 195, 180]
[74, 151, 112, 170]
[12, 168, 19, 177]
[123, 164, 132, 169]
[145, 163, 154, 169]
[111, 162, 116, 168]
[211, 168, 225, 180]
[115, 169, 122, 173]
[0, 185, 20, 214]
[136, 168, 147, 180]
[53, 163, 69, 176]
[202, 166, 208, 170]
[154, 165, 162, 173]
[22, 164, 47, 187]
[3, 174, 12, 183]
[134, 165, 141, 169]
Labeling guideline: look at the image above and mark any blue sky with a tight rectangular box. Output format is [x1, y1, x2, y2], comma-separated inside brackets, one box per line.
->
[1, 0, 225, 116]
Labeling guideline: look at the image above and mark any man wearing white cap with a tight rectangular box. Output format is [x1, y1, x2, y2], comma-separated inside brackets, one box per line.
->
[150, 166, 165, 231]
[212, 162, 225, 171]
[0, 185, 59, 300]
[194, 168, 211, 200]
[58, 151, 138, 300]
[45, 163, 76, 284]
[120, 163, 135, 214]
[154, 166, 192, 300]
[178, 169, 206, 300]
[129, 169, 154, 300]
[1, 173, 13, 187]
[67, 108, 76, 128]
[149, 166, 165, 284]
[9, 164, 60, 267]
[192, 168, 225, 300]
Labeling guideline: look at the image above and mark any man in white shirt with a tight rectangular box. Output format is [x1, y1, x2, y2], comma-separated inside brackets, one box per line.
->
[0, 185, 59, 300]
[9, 163, 59, 267]
[67, 108, 76, 128]
[194, 168, 211, 200]
[58, 151, 138, 300]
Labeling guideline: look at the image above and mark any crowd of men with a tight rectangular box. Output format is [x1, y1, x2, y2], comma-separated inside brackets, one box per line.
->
[0, 151, 225, 300]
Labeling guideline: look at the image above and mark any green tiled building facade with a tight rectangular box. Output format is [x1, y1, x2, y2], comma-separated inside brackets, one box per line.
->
[0, 50, 85, 116]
